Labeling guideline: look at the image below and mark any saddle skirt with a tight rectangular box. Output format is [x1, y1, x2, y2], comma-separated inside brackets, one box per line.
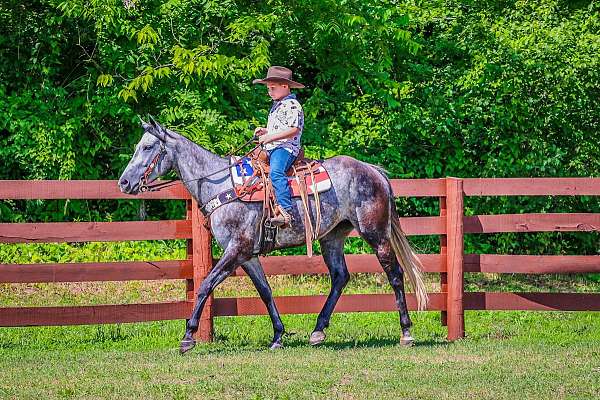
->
[230, 156, 332, 202]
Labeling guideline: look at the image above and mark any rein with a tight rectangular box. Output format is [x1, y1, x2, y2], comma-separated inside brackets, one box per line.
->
[139, 135, 260, 193]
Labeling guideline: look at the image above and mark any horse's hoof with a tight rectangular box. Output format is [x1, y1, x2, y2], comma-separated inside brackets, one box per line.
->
[309, 331, 326, 346]
[400, 336, 414, 346]
[180, 338, 196, 354]
[269, 341, 283, 350]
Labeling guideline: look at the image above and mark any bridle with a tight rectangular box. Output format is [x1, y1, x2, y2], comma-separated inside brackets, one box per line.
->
[139, 143, 167, 193]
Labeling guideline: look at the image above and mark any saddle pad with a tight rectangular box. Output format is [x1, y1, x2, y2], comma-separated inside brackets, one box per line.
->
[230, 156, 332, 202]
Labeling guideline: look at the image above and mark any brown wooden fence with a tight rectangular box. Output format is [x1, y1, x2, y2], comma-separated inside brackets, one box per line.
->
[1, 178, 599, 341]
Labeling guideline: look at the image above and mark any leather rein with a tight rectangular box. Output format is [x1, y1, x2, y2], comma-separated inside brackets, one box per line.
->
[138, 136, 259, 193]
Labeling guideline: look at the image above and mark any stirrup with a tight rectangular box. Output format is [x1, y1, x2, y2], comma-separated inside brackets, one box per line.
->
[269, 206, 293, 228]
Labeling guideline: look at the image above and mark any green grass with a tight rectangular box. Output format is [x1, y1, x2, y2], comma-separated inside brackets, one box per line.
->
[1, 312, 599, 399]
[1, 241, 599, 398]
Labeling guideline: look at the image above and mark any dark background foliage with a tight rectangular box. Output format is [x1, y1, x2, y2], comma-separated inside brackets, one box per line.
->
[1, 0, 598, 255]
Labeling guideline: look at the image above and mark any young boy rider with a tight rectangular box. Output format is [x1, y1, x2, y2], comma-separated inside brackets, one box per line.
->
[253, 66, 305, 227]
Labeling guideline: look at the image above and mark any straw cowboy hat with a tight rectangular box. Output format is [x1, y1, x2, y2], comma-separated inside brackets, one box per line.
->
[252, 66, 305, 89]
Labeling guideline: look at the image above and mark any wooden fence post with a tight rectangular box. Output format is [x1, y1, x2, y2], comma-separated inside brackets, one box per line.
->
[446, 177, 465, 340]
[439, 195, 448, 326]
[186, 200, 194, 307]
[186, 198, 214, 341]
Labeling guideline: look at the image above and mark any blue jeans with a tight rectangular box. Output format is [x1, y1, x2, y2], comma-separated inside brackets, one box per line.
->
[268, 147, 296, 211]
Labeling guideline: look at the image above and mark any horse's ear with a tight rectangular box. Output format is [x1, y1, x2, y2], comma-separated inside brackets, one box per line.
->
[139, 115, 152, 132]
[142, 115, 165, 142]
[144, 114, 169, 141]
[145, 127, 166, 142]
[147, 114, 178, 141]
[148, 114, 158, 127]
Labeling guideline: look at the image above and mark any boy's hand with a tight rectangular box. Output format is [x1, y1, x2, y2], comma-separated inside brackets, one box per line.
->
[254, 127, 268, 136]
[258, 135, 272, 145]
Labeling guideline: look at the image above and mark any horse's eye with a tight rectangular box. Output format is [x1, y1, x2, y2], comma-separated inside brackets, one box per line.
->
[142, 145, 153, 151]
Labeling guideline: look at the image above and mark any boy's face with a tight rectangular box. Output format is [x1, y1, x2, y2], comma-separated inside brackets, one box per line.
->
[266, 82, 290, 100]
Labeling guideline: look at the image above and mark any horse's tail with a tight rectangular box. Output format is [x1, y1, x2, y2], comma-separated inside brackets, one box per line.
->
[367, 164, 429, 311]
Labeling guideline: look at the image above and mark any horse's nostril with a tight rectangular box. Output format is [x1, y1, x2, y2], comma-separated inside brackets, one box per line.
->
[120, 178, 129, 187]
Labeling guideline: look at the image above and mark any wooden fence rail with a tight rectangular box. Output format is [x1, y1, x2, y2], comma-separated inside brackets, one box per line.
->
[1, 178, 599, 340]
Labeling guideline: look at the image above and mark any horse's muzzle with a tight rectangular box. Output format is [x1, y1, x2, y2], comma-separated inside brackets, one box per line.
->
[118, 178, 138, 194]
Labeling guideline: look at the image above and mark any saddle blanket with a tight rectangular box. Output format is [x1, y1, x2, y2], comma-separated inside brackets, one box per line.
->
[230, 156, 332, 202]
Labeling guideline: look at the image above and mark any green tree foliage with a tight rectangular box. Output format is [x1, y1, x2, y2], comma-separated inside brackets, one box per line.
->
[0, 0, 598, 255]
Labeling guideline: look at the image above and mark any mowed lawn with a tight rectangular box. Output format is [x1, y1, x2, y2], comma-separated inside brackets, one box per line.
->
[1, 310, 599, 399]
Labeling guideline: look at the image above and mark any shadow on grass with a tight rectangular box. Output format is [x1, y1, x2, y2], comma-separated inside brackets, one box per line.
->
[182, 337, 450, 359]
[293, 338, 448, 350]
[192, 331, 449, 355]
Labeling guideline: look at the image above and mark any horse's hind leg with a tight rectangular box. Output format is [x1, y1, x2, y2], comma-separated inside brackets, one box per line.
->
[310, 222, 353, 346]
[362, 231, 414, 345]
[241, 258, 285, 350]
[380, 243, 414, 345]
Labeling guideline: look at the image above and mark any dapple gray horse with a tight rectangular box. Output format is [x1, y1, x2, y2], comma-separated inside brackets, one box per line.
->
[119, 117, 428, 353]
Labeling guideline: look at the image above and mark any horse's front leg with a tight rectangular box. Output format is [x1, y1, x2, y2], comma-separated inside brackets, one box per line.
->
[180, 244, 249, 354]
[242, 258, 285, 350]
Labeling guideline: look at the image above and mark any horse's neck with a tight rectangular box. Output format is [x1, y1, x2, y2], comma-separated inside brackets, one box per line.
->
[173, 139, 231, 205]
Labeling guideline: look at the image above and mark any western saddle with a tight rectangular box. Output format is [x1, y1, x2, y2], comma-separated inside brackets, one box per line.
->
[235, 146, 326, 257]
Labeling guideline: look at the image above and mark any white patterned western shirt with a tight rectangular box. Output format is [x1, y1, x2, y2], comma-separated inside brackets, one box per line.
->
[264, 93, 304, 156]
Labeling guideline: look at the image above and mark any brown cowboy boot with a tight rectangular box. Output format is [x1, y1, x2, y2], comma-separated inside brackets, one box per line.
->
[269, 205, 293, 228]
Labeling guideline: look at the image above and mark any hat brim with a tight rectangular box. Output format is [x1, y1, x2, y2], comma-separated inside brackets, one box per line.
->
[252, 77, 305, 89]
